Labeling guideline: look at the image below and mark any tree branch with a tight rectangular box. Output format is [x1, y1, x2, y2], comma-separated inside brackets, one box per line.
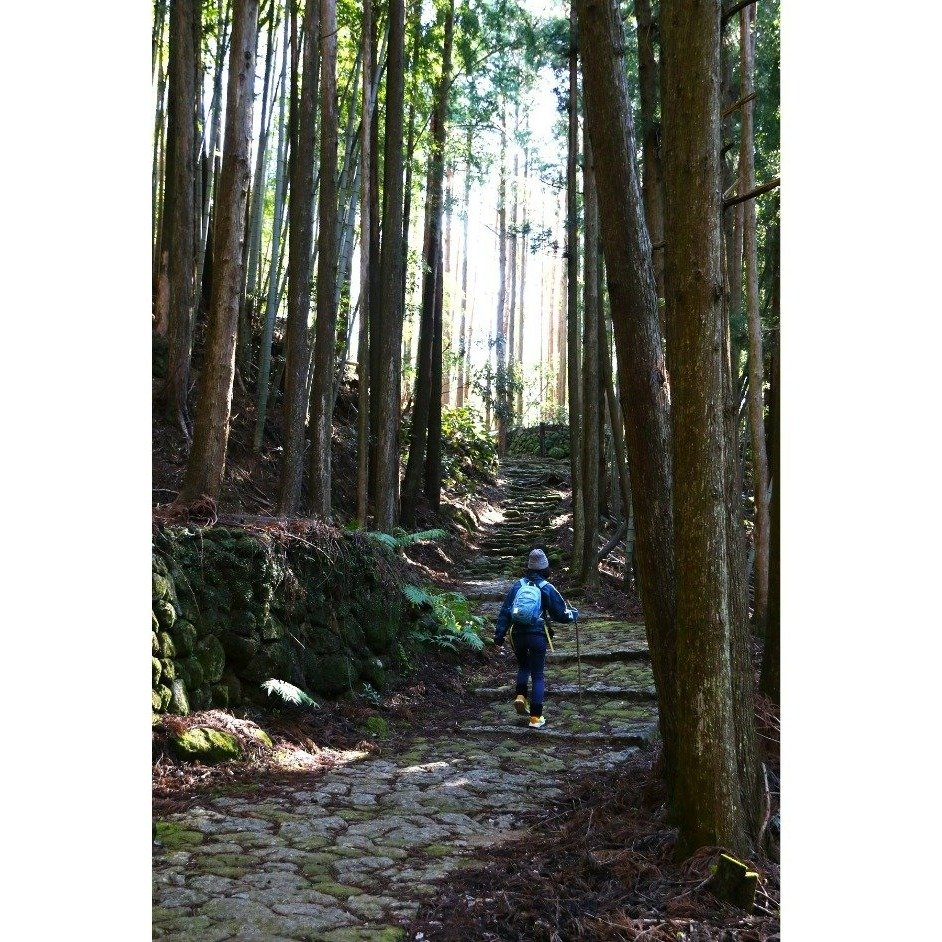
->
[723, 0, 756, 26]
[724, 177, 780, 210]
[722, 90, 757, 118]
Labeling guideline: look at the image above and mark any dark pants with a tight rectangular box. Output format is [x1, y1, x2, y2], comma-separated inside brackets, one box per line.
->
[511, 627, 548, 717]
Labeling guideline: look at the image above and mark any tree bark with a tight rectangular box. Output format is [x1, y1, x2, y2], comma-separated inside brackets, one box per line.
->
[401, 0, 454, 523]
[576, 0, 678, 782]
[495, 105, 509, 455]
[579, 139, 601, 587]
[506, 106, 519, 429]
[567, 12, 584, 574]
[635, 0, 666, 309]
[277, 0, 320, 515]
[456, 128, 473, 408]
[516, 144, 528, 421]
[306, 0, 340, 518]
[180, 0, 259, 501]
[161, 0, 200, 433]
[372, 0, 406, 532]
[660, 0, 760, 855]
[254, 8, 290, 451]
[425, 251, 445, 508]
[740, 4, 771, 634]
[357, 0, 375, 528]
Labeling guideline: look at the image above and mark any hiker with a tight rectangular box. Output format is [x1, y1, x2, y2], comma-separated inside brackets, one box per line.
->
[493, 548, 579, 729]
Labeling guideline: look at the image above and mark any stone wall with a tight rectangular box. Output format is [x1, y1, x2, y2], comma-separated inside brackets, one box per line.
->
[152, 525, 416, 715]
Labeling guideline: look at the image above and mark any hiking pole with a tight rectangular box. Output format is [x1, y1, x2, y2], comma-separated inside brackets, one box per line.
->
[570, 605, 582, 712]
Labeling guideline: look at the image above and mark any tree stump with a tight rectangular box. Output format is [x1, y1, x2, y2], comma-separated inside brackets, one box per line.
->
[708, 853, 758, 911]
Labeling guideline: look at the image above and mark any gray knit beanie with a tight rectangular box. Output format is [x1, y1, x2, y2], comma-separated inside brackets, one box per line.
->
[527, 548, 549, 570]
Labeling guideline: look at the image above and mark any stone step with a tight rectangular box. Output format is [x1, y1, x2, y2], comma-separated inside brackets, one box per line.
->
[460, 723, 656, 746]
[473, 683, 657, 701]
[548, 647, 650, 664]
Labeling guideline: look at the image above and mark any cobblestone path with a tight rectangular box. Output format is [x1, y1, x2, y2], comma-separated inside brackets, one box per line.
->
[153, 459, 657, 941]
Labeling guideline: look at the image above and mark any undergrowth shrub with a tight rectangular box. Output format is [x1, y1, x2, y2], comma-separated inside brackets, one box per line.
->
[507, 424, 571, 460]
[402, 584, 487, 652]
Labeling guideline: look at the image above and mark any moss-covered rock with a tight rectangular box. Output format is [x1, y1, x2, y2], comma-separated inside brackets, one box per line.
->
[169, 678, 190, 715]
[159, 658, 176, 684]
[181, 656, 204, 690]
[152, 631, 159, 655]
[359, 657, 387, 690]
[220, 632, 259, 668]
[304, 653, 358, 696]
[152, 573, 172, 602]
[152, 689, 162, 711]
[158, 684, 172, 711]
[152, 657, 162, 688]
[220, 671, 242, 705]
[364, 716, 389, 738]
[210, 683, 229, 708]
[169, 619, 198, 657]
[154, 599, 177, 630]
[196, 635, 225, 684]
[189, 685, 211, 711]
[171, 727, 242, 763]
[159, 632, 176, 660]
[154, 820, 204, 850]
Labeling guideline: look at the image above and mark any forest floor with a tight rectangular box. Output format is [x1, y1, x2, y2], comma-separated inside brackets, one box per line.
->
[153, 458, 780, 942]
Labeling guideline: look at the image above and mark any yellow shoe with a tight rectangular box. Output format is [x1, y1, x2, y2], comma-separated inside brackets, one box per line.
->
[514, 695, 528, 716]
[528, 715, 546, 729]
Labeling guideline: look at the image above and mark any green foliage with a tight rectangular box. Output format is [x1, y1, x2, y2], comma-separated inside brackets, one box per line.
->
[507, 424, 570, 459]
[439, 406, 498, 492]
[402, 584, 487, 652]
[261, 678, 319, 709]
[357, 682, 382, 707]
[363, 529, 449, 552]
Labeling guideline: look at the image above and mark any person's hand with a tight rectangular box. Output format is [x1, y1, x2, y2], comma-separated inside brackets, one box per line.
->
[569, 607, 580, 621]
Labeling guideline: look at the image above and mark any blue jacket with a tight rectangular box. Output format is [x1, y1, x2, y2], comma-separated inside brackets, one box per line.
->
[494, 570, 574, 643]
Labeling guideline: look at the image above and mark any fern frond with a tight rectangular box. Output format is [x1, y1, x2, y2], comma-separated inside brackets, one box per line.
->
[261, 678, 319, 708]
[363, 531, 398, 550]
[402, 583, 432, 607]
[394, 528, 449, 547]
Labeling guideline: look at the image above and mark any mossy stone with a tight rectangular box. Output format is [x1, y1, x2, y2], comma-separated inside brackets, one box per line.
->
[154, 599, 177, 629]
[305, 653, 358, 696]
[190, 684, 211, 711]
[220, 631, 260, 668]
[241, 640, 295, 686]
[152, 573, 172, 602]
[364, 622, 394, 652]
[170, 619, 198, 657]
[152, 690, 162, 711]
[260, 615, 286, 641]
[210, 683, 230, 708]
[159, 632, 176, 660]
[364, 716, 389, 738]
[171, 726, 242, 763]
[183, 656, 205, 690]
[312, 881, 364, 898]
[359, 658, 387, 690]
[152, 657, 162, 688]
[158, 684, 172, 710]
[196, 635, 225, 684]
[154, 821, 204, 850]
[160, 658, 176, 683]
[169, 678, 190, 715]
[231, 609, 258, 637]
[152, 612, 160, 635]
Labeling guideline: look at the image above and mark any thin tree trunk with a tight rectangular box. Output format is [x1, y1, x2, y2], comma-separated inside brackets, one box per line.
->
[161, 0, 200, 433]
[506, 105, 519, 429]
[456, 131, 472, 407]
[579, 139, 600, 587]
[254, 9, 290, 451]
[516, 144, 528, 420]
[373, 0, 406, 532]
[306, 0, 340, 518]
[495, 105, 509, 454]
[635, 0, 665, 311]
[576, 0, 678, 786]
[356, 0, 374, 526]
[278, 0, 320, 515]
[740, 4, 770, 634]
[425, 251, 445, 508]
[240, 7, 277, 377]
[567, 9, 584, 572]
[401, 0, 454, 523]
[180, 0, 259, 501]
[661, 0, 760, 855]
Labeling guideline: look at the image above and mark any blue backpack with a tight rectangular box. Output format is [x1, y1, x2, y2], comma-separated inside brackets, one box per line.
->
[511, 577, 546, 627]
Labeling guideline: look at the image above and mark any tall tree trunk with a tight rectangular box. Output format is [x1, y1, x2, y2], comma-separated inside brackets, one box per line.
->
[506, 106, 519, 429]
[180, 0, 259, 501]
[576, 0, 678, 785]
[373, 0, 406, 532]
[567, 10, 584, 572]
[760, 231, 780, 703]
[740, 4, 770, 634]
[367, 14, 382, 510]
[278, 0, 320, 514]
[161, 0, 200, 433]
[661, 0, 760, 855]
[456, 131, 473, 408]
[240, 8, 277, 378]
[357, 0, 375, 527]
[401, 0, 454, 523]
[254, 8, 290, 451]
[425, 251, 445, 508]
[307, 0, 340, 518]
[579, 139, 601, 587]
[516, 145, 528, 421]
[494, 105, 509, 455]
[635, 0, 665, 311]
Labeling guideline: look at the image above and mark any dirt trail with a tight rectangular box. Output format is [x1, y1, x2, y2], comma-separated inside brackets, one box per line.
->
[153, 459, 657, 942]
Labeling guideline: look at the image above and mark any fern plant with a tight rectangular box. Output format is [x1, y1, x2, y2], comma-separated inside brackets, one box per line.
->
[363, 528, 449, 552]
[402, 584, 487, 651]
[261, 678, 319, 708]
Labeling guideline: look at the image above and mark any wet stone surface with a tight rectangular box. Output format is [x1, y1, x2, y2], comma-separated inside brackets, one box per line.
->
[153, 459, 656, 941]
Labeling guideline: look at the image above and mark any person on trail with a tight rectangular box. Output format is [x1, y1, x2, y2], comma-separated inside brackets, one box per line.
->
[493, 548, 579, 729]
